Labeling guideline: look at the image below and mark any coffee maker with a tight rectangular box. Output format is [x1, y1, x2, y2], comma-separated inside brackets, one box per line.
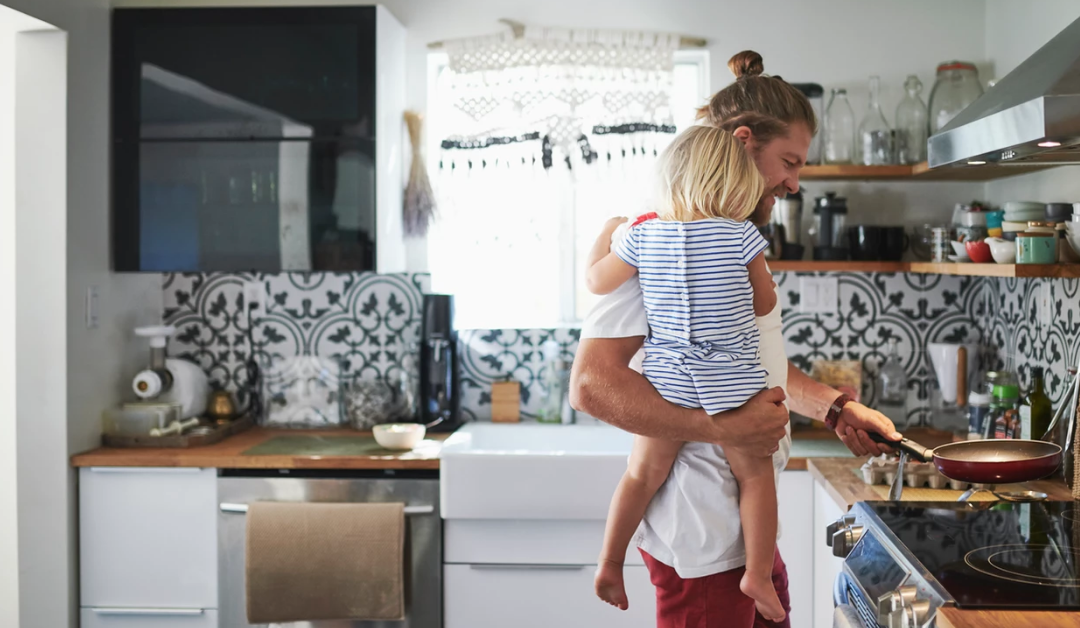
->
[811, 192, 849, 261]
[419, 294, 461, 432]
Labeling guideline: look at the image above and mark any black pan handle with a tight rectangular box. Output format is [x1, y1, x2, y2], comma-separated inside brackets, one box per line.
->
[867, 432, 933, 463]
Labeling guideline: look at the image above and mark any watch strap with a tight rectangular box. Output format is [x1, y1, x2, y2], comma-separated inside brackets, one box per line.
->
[825, 393, 853, 430]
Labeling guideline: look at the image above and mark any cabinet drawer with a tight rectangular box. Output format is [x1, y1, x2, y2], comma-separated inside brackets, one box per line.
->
[445, 563, 655, 628]
[79, 468, 217, 608]
[81, 608, 217, 628]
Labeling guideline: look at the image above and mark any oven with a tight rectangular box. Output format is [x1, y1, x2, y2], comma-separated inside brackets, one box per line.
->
[825, 501, 1080, 628]
[217, 469, 441, 628]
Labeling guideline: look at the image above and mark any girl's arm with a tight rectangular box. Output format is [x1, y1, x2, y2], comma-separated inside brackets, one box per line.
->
[586, 217, 629, 268]
[587, 254, 637, 295]
[747, 252, 777, 316]
[586, 217, 638, 295]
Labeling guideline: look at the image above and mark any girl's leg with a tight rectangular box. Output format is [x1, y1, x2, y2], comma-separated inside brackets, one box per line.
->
[595, 435, 682, 610]
[725, 448, 785, 622]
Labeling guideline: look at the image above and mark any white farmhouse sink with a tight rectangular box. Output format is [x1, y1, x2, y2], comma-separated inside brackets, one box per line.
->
[440, 423, 632, 520]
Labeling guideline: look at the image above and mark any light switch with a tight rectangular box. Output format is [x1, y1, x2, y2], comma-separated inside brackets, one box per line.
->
[1038, 281, 1053, 327]
[85, 286, 99, 329]
[243, 281, 267, 312]
[799, 276, 839, 314]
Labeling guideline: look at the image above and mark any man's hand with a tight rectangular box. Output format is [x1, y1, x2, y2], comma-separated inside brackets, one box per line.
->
[835, 402, 902, 456]
[715, 387, 788, 458]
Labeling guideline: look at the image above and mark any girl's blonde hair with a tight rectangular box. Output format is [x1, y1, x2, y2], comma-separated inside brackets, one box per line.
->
[656, 125, 765, 223]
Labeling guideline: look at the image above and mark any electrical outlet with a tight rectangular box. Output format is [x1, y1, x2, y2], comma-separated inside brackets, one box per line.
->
[799, 276, 839, 314]
[243, 281, 266, 311]
[1038, 281, 1053, 327]
[85, 285, 99, 329]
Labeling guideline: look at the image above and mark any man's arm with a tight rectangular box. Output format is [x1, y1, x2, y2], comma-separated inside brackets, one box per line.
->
[569, 337, 789, 457]
[786, 362, 901, 456]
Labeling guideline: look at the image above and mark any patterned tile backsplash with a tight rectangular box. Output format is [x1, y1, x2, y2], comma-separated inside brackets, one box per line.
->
[163, 272, 1078, 429]
[164, 272, 431, 418]
[978, 277, 1080, 407]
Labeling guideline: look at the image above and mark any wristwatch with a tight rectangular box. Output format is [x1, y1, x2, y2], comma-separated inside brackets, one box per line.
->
[824, 393, 853, 430]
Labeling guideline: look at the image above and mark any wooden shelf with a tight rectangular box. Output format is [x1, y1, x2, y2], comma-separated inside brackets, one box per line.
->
[907, 262, 1080, 278]
[770, 260, 1080, 278]
[799, 162, 1060, 182]
[768, 261, 906, 273]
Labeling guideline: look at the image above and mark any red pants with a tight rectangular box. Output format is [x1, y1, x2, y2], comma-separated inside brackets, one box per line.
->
[640, 548, 792, 628]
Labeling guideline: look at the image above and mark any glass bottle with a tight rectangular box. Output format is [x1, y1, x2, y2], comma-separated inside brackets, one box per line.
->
[894, 75, 929, 164]
[857, 76, 892, 166]
[1020, 367, 1052, 441]
[537, 340, 563, 424]
[928, 61, 984, 133]
[823, 88, 855, 165]
[876, 338, 908, 426]
[991, 371, 1020, 439]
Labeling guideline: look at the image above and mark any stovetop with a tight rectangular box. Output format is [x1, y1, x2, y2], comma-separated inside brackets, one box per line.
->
[866, 501, 1080, 610]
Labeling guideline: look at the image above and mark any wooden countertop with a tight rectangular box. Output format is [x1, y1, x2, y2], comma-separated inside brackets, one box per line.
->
[70, 427, 448, 470]
[937, 607, 1080, 628]
[807, 456, 1074, 511]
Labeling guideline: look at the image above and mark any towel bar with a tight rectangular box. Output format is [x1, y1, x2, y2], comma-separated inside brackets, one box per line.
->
[220, 502, 434, 515]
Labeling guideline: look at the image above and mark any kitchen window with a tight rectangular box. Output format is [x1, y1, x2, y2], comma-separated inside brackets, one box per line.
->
[426, 50, 710, 330]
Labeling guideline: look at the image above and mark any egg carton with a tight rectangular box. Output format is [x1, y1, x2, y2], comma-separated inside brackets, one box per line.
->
[861, 457, 981, 491]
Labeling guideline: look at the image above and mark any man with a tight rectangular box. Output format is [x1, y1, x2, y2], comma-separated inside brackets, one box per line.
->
[569, 51, 901, 628]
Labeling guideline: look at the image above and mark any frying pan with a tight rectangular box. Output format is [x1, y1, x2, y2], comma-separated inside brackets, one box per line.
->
[869, 433, 1062, 484]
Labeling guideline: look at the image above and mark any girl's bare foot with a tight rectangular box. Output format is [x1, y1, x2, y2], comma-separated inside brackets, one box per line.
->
[740, 571, 785, 622]
[594, 560, 629, 611]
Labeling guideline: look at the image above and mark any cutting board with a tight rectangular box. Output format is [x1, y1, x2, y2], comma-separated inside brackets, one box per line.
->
[865, 483, 999, 502]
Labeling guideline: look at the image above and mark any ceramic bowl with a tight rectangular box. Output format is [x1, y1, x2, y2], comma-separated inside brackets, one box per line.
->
[373, 423, 426, 450]
[985, 237, 1016, 264]
[965, 239, 993, 263]
[950, 241, 968, 257]
[1001, 220, 1029, 233]
[1003, 201, 1044, 213]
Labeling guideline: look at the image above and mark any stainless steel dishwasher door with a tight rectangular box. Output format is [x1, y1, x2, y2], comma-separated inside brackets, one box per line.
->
[218, 470, 441, 628]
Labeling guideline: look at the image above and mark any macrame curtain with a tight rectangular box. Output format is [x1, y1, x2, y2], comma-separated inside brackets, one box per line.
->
[437, 25, 680, 170]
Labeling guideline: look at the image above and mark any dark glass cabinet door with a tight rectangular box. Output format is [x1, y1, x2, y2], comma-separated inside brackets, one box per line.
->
[113, 8, 378, 272]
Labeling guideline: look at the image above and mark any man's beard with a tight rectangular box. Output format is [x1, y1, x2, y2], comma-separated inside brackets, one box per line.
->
[751, 187, 786, 226]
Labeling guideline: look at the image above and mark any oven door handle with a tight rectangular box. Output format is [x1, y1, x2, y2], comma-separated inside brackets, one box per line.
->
[219, 502, 434, 516]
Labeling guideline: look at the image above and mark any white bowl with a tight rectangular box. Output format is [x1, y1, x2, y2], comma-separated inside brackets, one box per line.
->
[1066, 229, 1080, 261]
[373, 423, 426, 450]
[950, 241, 967, 256]
[985, 237, 1016, 264]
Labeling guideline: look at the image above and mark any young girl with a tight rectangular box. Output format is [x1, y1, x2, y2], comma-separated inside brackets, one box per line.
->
[585, 125, 785, 622]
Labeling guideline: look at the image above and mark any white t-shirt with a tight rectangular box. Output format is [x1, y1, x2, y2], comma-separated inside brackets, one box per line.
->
[580, 224, 792, 578]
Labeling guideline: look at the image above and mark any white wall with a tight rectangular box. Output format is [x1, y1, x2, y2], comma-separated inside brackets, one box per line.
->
[984, 0, 1080, 203]
[0, 0, 162, 626]
[113, 0, 991, 266]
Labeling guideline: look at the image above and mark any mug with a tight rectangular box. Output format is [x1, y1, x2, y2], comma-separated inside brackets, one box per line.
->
[881, 227, 909, 261]
[847, 226, 884, 261]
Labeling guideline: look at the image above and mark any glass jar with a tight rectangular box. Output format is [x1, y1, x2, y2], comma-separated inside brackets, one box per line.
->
[928, 61, 984, 133]
[895, 75, 929, 164]
[857, 76, 892, 165]
[823, 88, 855, 164]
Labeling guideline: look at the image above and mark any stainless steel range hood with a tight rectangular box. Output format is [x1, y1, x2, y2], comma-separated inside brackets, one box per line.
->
[928, 15, 1080, 169]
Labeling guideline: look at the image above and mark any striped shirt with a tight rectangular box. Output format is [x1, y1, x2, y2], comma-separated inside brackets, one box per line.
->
[614, 218, 769, 414]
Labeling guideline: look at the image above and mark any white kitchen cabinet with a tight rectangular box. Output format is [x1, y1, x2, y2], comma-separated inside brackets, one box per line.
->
[79, 467, 217, 613]
[777, 470, 814, 628]
[444, 563, 655, 628]
[81, 608, 218, 628]
[812, 481, 846, 628]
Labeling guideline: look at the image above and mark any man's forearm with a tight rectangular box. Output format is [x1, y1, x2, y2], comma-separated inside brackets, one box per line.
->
[786, 361, 840, 422]
[569, 337, 717, 442]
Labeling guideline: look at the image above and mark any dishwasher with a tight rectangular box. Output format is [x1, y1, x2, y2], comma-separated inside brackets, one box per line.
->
[218, 469, 441, 628]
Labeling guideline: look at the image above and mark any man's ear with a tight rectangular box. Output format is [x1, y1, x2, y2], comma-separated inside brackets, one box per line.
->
[731, 126, 756, 150]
